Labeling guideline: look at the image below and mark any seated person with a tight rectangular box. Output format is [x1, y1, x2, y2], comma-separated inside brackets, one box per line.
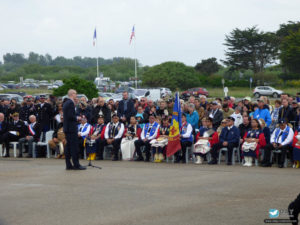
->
[150, 117, 170, 163]
[121, 116, 141, 160]
[175, 114, 193, 163]
[208, 117, 240, 165]
[292, 127, 300, 168]
[134, 114, 160, 162]
[217, 119, 227, 136]
[18, 115, 41, 158]
[87, 115, 106, 160]
[48, 114, 65, 159]
[77, 115, 91, 159]
[194, 117, 219, 164]
[241, 119, 266, 167]
[102, 114, 124, 161]
[261, 119, 294, 168]
[2, 112, 27, 157]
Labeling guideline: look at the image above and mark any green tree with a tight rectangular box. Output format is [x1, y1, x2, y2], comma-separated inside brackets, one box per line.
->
[223, 26, 279, 73]
[276, 21, 300, 40]
[279, 29, 300, 75]
[53, 76, 98, 99]
[142, 62, 200, 90]
[195, 57, 221, 75]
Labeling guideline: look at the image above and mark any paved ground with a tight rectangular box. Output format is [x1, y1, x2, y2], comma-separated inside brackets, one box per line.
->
[0, 158, 299, 225]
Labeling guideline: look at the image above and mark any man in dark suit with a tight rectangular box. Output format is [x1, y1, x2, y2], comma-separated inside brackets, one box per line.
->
[0, 113, 9, 154]
[91, 97, 111, 124]
[208, 117, 240, 165]
[278, 99, 294, 123]
[2, 112, 27, 157]
[18, 115, 41, 158]
[35, 95, 53, 140]
[117, 91, 136, 124]
[63, 89, 86, 170]
[209, 101, 223, 129]
[19, 97, 36, 125]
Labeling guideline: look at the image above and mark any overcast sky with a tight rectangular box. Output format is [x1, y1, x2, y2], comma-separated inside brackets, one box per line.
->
[1, 0, 299, 66]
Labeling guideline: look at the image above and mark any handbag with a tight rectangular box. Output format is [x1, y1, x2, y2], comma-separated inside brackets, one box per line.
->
[242, 141, 257, 152]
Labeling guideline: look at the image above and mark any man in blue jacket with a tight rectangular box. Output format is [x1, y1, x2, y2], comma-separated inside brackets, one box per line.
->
[208, 117, 240, 165]
[253, 100, 272, 127]
[117, 91, 136, 125]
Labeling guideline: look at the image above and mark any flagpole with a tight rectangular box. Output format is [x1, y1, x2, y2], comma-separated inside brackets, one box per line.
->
[96, 27, 99, 77]
[134, 38, 137, 89]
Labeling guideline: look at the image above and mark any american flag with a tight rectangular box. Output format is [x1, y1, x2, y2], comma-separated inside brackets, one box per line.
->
[129, 25, 135, 44]
[93, 28, 97, 46]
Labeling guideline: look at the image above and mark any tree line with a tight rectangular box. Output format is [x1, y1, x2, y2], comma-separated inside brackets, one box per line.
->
[0, 21, 299, 91]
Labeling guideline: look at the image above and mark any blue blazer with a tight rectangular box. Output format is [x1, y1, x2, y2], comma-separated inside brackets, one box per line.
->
[219, 126, 240, 144]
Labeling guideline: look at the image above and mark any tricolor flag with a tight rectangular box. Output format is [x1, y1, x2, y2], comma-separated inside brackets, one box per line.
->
[93, 28, 97, 46]
[166, 92, 182, 157]
[129, 25, 135, 44]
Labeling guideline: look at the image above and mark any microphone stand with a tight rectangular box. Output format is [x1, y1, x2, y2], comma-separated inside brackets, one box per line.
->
[86, 139, 102, 170]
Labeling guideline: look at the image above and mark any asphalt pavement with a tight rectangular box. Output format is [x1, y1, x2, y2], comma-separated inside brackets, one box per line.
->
[0, 158, 299, 225]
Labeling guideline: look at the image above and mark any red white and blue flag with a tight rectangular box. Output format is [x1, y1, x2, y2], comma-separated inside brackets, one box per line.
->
[93, 28, 97, 46]
[129, 25, 135, 44]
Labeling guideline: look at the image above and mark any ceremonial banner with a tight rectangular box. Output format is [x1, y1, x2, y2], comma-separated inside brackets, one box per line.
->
[166, 92, 182, 157]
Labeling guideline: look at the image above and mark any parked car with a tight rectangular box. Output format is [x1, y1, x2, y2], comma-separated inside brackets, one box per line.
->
[47, 85, 59, 90]
[253, 86, 283, 98]
[0, 94, 23, 103]
[181, 87, 209, 99]
[4, 83, 20, 89]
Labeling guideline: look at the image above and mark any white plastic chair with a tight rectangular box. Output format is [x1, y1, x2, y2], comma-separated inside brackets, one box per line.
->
[218, 145, 241, 165]
[270, 149, 288, 167]
[10, 142, 18, 158]
[35, 131, 54, 158]
[0, 144, 5, 157]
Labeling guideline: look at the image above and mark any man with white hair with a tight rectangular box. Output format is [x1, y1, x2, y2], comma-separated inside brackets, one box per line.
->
[18, 115, 41, 158]
[199, 95, 207, 109]
[63, 89, 86, 170]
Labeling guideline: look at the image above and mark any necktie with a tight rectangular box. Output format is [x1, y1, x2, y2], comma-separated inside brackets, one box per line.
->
[147, 126, 153, 135]
[276, 131, 283, 143]
[112, 125, 116, 137]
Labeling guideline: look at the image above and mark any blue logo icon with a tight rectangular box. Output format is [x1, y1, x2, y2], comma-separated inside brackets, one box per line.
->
[269, 209, 279, 218]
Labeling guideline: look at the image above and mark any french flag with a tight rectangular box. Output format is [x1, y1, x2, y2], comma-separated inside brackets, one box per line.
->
[93, 28, 97, 46]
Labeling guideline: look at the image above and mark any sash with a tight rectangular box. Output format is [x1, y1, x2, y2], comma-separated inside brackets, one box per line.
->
[144, 122, 159, 137]
[28, 124, 36, 136]
[274, 126, 290, 143]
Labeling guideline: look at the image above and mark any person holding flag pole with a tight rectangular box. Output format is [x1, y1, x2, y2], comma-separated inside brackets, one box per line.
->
[129, 25, 137, 89]
[166, 93, 182, 159]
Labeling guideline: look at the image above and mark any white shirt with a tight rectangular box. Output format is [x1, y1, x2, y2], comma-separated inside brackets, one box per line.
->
[231, 113, 243, 127]
[78, 122, 91, 137]
[141, 122, 160, 140]
[270, 126, 294, 146]
[181, 123, 193, 138]
[104, 122, 125, 139]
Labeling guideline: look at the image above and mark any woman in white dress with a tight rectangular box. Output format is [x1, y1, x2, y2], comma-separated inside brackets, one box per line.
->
[121, 116, 141, 160]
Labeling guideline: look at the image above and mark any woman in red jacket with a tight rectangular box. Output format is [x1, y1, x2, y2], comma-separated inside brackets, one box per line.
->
[242, 118, 266, 167]
[194, 117, 219, 164]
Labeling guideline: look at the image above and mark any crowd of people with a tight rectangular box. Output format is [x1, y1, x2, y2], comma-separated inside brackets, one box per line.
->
[1, 91, 300, 169]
